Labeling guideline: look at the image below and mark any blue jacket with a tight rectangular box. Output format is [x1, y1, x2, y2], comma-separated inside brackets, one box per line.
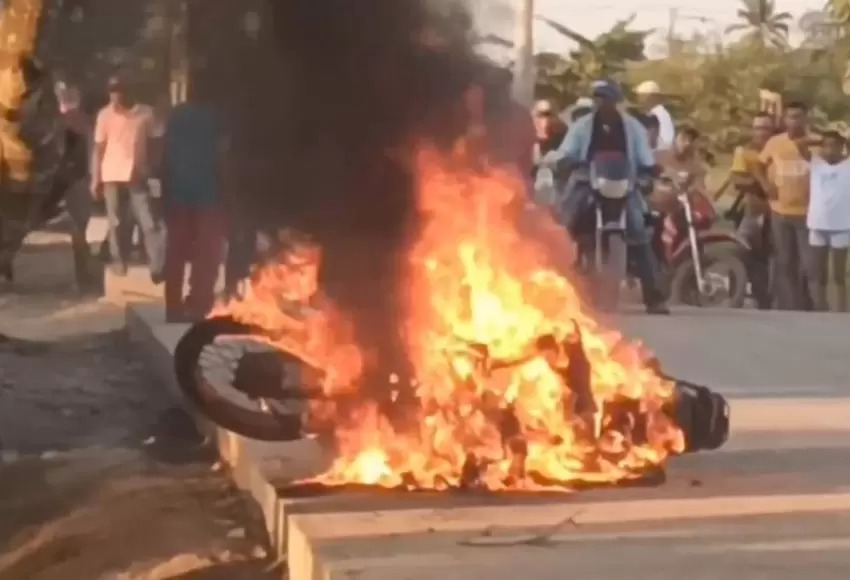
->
[556, 110, 655, 177]
[555, 110, 656, 245]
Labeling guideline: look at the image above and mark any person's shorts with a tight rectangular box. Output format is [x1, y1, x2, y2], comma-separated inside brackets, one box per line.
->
[809, 229, 850, 249]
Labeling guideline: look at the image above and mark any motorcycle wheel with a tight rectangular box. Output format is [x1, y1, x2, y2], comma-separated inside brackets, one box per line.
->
[596, 232, 627, 311]
[669, 243, 748, 308]
[173, 316, 307, 441]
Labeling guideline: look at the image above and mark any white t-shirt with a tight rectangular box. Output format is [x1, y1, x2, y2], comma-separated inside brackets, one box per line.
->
[650, 104, 675, 151]
[94, 103, 153, 183]
[808, 156, 850, 231]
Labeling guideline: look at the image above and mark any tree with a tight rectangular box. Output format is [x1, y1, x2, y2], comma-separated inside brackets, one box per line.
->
[799, 10, 843, 47]
[535, 16, 650, 108]
[725, 0, 793, 49]
[827, 0, 850, 24]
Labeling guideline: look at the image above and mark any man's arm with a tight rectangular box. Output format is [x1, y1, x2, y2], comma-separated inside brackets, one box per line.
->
[634, 122, 657, 169]
[656, 109, 675, 150]
[754, 138, 777, 199]
[717, 147, 746, 201]
[555, 116, 588, 163]
[90, 110, 107, 196]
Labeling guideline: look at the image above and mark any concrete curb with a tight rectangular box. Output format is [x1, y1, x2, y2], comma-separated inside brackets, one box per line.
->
[125, 304, 324, 562]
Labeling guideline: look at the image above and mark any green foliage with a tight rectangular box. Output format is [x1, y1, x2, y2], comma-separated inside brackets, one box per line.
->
[536, 12, 850, 156]
[827, 0, 850, 25]
[534, 16, 650, 109]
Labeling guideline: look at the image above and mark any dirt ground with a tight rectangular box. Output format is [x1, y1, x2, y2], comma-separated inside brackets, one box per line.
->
[0, 226, 278, 579]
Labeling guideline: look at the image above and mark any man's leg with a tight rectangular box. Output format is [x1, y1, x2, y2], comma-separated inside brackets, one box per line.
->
[102, 182, 129, 274]
[128, 183, 165, 280]
[187, 205, 227, 317]
[625, 191, 667, 313]
[807, 230, 829, 311]
[769, 212, 801, 310]
[164, 204, 192, 320]
[831, 232, 850, 312]
[792, 216, 813, 311]
[65, 178, 95, 290]
[737, 213, 771, 309]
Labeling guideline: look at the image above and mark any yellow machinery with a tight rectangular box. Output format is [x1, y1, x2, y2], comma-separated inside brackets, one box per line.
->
[0, 0, 44, 186]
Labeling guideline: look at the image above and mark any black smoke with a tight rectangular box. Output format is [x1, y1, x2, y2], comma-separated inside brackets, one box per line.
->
[227, 1, 508, 402]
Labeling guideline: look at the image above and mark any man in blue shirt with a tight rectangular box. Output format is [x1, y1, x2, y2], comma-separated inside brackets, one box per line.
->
[557, 79, 669, 314]
[161, 89, 228, 322]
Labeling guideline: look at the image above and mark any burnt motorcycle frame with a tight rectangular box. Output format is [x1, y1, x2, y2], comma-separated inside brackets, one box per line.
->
[173, 315, 730, 456]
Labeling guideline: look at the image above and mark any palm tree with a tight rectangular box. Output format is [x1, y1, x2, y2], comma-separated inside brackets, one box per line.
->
[725, 0, 793, 49]
[826, 0, 850, 25]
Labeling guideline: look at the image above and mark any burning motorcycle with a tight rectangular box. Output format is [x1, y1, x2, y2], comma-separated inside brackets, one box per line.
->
[174, 314, 729, 459]
[172, 158, 730, 491]
[174, 302, 729, 457]
[648, 171, 749, 308]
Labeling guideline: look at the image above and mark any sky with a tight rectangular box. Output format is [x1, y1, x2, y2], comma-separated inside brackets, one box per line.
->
[469, 0, 829, 59]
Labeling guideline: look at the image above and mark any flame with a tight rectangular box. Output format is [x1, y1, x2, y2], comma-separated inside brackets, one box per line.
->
[214, 140, 684, 492]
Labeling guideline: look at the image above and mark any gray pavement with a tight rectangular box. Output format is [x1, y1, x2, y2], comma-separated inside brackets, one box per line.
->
[607, 307, 850, 397]
[316, 511, 850, 580]
[126, 301, 850, 579]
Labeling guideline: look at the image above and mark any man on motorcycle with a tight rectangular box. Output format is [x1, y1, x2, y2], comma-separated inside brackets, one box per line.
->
[653, 127, 709, 207]
[556, 79, 669, 314]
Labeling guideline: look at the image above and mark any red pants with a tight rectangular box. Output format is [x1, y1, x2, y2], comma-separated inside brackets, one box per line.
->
[164, 204, 227, 317]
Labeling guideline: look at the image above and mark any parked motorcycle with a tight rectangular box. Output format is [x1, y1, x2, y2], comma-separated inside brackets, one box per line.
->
[649, 171, 749, 308]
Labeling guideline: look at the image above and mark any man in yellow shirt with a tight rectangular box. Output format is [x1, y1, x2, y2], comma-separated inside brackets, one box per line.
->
[755, 101, 814, 310]
[723, 112, 775, 308]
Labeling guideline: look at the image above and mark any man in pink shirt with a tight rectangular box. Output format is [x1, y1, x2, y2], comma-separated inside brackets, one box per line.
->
[91, 76, 163, 278]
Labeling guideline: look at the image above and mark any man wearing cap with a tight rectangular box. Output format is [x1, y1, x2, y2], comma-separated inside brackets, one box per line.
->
[532, 99, 568, 206]
[635, 80, 675, 152]
[91, 75, 164, 279]
[556, 79, 669, 314]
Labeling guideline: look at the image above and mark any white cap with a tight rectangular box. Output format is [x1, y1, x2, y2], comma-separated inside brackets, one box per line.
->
[635, 80, 661, 95]
[574, 97, 593, 108]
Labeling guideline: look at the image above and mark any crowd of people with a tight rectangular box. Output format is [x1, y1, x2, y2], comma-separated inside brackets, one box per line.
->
[46, 70, 849, 324]
[56, 75, 230, 323]
[531, 80, 850, 313]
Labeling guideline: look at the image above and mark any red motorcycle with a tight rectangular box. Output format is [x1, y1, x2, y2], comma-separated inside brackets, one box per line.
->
[648, 171, 750, 308]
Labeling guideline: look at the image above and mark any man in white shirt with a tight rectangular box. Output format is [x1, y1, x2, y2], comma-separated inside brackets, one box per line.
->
[91, 76, 163, 279]
[807, 130, 850, 311]
[635, 80, 675, 151]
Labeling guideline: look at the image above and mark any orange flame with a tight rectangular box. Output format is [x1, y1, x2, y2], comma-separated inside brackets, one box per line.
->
[214, 141, 684, 492]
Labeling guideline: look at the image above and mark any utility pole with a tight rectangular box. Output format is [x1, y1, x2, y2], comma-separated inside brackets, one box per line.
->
[666, 7, 678, 55]
[512, 0, 535, 106]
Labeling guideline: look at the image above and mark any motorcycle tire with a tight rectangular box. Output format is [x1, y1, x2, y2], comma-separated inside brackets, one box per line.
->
[173, 316, 306, 442]
[597, 232, 627, 311]
[669, 243, 748, 308]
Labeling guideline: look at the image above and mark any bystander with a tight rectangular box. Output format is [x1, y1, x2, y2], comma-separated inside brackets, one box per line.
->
[56, 81, 95, 291]
[91, 76, 163, 280]
[755, 101, 813, 311]
[806, 131, 850, 312]
[161, 86, 228, 322]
